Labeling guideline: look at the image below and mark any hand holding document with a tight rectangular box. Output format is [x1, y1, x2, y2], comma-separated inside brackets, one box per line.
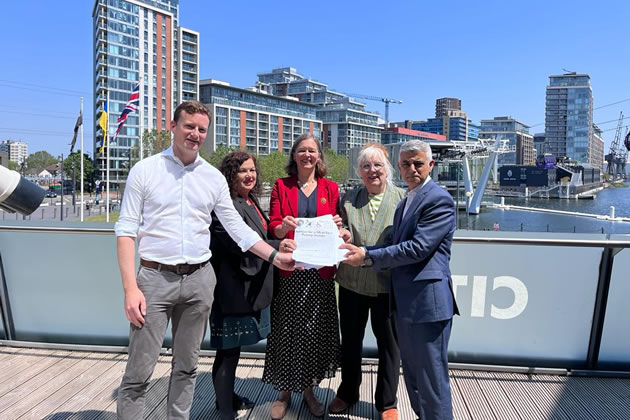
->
[292, 214, 347, 269]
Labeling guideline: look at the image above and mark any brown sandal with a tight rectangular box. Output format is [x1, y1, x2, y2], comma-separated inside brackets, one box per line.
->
[270, 392, 291, 419]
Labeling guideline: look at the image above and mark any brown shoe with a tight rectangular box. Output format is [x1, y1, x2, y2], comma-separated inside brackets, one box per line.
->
[270, 392, 291, 420]
[303, 390, 325, 417]
[381, 408, 399, 420]
[328, 396, 349, 414]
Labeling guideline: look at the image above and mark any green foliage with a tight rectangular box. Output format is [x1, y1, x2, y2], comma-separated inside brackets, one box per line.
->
[203, 144, 236, 168]
[7, 161, 18, 171]
[62, 152, 95, 189]
[26, 150, 57, 170]
[258, 151, 288, 184]
[323, 148, 349, 184]
[141, 129, 172, 158]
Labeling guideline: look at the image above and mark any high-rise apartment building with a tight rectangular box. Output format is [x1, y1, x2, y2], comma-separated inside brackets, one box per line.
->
[92, 0, 199, 181]
[479, 116, 535, 166]
[257, 67, 381, 156]
[544, 73, 592, 165]
[199, 79, 322, 155]
[590, 124, 604, 170]
[0, 140, 28, 165]
[435, 97, 461, 118]
[533, 133, 545, 155]
[412, 111, 479, 142]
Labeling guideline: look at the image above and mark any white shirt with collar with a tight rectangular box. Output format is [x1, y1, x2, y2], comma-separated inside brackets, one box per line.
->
[115, 146, 261, 265]
[402, 175, 431, 219]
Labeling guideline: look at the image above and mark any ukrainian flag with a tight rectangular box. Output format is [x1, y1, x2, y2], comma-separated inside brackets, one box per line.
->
[98, 100, 108, 153]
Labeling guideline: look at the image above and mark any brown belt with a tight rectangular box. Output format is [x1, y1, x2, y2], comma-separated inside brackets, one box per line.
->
[140, 258, 209, 275]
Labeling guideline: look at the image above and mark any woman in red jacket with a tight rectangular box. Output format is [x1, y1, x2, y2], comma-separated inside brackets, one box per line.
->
[262, 133, 342, 419]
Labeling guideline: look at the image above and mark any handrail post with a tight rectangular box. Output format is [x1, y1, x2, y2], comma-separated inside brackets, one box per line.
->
[586, 246, 617, 369]
[0, 253, 15, 340]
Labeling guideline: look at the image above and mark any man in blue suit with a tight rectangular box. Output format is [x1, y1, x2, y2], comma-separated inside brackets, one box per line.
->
[341, 140, 458, 420]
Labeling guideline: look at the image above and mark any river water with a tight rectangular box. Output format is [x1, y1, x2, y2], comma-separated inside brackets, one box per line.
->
[461, 181, 630, 234]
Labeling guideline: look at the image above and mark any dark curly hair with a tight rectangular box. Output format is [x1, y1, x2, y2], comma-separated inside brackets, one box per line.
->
[219, 151, 262, 198]
[285, 132, 328, 177]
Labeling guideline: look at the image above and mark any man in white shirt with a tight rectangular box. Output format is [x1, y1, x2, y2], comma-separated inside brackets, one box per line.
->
[115, 101, 294, 420]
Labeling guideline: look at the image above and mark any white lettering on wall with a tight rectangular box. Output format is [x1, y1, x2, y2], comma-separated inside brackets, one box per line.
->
[452, 275, 528, 320]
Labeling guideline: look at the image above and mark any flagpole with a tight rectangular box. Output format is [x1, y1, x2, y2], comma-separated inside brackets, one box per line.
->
[106, 90, 110, 223]
[80, 96, 84, 222]
[139, 79, 144, 160]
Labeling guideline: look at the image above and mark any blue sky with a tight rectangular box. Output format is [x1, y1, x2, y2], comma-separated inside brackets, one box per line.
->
[1, 0, 629, 159]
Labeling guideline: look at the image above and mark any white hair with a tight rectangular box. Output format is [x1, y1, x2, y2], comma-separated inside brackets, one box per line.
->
[355, 144, 394, 186]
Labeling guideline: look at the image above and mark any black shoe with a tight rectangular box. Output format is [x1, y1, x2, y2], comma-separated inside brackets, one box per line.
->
[234, 394, 255, 410]
[215, 394, 255, 411]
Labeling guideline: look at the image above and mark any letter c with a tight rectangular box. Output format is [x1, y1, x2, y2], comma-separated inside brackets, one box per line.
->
[490, 276, 528, 320]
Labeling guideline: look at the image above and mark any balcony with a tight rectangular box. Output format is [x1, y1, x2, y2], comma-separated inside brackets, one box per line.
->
[1, 224, 630, 418]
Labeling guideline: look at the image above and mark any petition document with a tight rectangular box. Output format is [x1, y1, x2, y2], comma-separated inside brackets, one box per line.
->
[292, 214, 347, 269]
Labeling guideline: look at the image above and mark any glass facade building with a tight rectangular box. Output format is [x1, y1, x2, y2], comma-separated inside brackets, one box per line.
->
[412, 114, 479, 142]
[92, 0, 199, 181]
[200, 80, 322, 155]
[257, 67, 381, 156]
[479, 116, 535, 166]
[544, 73, 593, 165]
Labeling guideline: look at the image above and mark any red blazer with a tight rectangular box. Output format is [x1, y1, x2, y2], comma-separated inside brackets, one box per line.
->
[269, 176, 340, 280]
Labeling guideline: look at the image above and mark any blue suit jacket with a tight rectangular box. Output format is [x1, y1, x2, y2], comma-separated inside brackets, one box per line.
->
[367, 179, 459, 324]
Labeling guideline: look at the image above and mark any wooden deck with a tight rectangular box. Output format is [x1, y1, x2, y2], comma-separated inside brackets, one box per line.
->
[1, 346, 630, 419]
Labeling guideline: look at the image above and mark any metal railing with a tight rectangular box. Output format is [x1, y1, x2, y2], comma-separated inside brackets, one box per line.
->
[1, 224, 629, 371]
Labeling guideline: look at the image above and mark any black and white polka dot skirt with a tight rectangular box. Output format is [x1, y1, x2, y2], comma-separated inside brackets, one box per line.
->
[262, 269, 340, 392]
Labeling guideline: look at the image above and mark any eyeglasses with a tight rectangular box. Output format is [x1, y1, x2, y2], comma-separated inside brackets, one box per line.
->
[400, 161, 425, 170]
[360, 162, 385, 171]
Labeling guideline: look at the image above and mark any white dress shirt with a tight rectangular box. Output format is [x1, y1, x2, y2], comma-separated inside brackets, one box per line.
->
[402, 175, 431, 219]
[115, 147, 261, 265]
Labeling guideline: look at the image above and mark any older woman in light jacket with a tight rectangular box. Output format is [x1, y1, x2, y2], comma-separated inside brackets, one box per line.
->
[330, 143, 405, 420]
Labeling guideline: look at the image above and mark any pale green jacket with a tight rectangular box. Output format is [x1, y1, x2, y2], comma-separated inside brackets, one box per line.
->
[336, 185, 405, 296]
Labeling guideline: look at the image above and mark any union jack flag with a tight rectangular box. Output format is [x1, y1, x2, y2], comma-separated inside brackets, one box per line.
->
[113, 82, 140, 140]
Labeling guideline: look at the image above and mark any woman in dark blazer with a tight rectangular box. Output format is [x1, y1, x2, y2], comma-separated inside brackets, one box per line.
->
[262, 133, 343, 419]
[209, 151, 294, 420]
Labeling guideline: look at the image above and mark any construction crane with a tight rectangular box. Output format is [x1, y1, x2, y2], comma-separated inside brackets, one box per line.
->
[605, 112, 625, 178]
[344, 93, 402, 125]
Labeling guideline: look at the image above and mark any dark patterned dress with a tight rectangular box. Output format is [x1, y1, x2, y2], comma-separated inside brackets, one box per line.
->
[262, 188, 341, 392]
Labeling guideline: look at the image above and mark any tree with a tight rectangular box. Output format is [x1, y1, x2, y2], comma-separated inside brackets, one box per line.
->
[7, 161, 18, 171]
[258, 151, 288, 184]
[26, 150, 57, 170]
[323, 148, 349, 185]
[141, 129, 172, 158]
[62, 152, 95, 190]
[201, 145, 236, 168]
